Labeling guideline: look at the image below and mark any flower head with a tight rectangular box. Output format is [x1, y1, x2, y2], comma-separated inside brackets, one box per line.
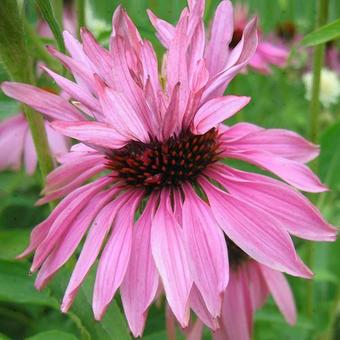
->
[1, 0, 336, 337]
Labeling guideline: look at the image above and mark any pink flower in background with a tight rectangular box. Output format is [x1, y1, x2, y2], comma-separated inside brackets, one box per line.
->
[0, 113, 68, 175]
[187, 240, 296, 340]
[233, 3, 290, 74]
[1, 0, 336, 337]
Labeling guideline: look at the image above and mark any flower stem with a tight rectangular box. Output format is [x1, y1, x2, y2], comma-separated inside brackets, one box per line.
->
[306, 0, 329, 320]
[0, 0, 55, 182]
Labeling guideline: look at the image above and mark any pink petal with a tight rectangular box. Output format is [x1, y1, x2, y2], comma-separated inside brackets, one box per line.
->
[1, 82, 82, 121]
[42, 66, 100, 115]
[208, 165, 336, 241]
[23, 130, 38, 175]
[205, 0, 234, 75]
[214, 267, 252, 340]
[151, 190, 192, 327]
[199, 178, 313, 278]
[121, 194, 159, 337]
[94, 76, 149, 142]
[31, 177, 112, 272]
[182, 185, 228, 317]
[147, 9, 175, 48]
[51, 121, 127, 149]
[187, 319, 204, 340]
[34, 189, 115, 290]
[189, 285, 219, 331]
[223, 149, 327, 192]
[61, 190, 127, 312]
[203, 17, 258, 101]
[223, 125, 319, 163]
[93, 191, 142, 320]
[194, 96, 250, 134]
[260, 264, 297, 325]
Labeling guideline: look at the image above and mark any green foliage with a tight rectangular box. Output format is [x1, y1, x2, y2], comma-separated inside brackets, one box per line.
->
[34, 0, 65, 53]
[26, 330, 79, 340]
[302, 19, 340, 46]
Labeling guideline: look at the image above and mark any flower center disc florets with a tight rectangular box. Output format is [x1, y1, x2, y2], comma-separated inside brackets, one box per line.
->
[106, 128, 220, 191]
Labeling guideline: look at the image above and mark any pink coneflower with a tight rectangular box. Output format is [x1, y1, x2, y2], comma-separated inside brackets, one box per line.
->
[0, 113, 68, 175]
[213, 240, 296, 340]
[232, 3, 290, 73]
[182, 240, 296, 340]
[1, 0, 336, 337]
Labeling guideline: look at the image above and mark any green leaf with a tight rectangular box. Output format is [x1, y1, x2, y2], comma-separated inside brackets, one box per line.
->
[26, 330, 78, 340]
[319, 120, 340, 190]
[302, 19, 340, 46]
[0, 260, 57, 308]
[34, 0, 65, 53]
[0, 230, 31, 260]
[50, 267, 132, 340]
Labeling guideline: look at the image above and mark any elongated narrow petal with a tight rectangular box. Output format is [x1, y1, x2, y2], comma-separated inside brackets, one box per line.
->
[151, 191, 192, 327]
[214, 268, 252, 340]
[1, 82, 82, 121]
[223, 125, 319, 163]
[207, 165, 336, 241]
[223, 150, 327, 193]
[189, 285, 220, 331]
[121, 194, 159, 337]
[199, 178, 313, 278]
[31, 177, 112, 272]
[35, 189, 115, 290]
[147, 9, 175, 47]
[61, 191, 125, 312]
[42, 66, 100, 114]
[260, 264, 297, 325]
[93, 191, 142, 320]
[182, 185, 228, 317]
[51, 121, 127, 149]
[205, 0, 234, 75]
[194, 96, 250, 133]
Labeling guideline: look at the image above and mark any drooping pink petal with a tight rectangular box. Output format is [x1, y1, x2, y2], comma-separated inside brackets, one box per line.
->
[260, 264, 297, 325]
[34, 189, 116, 290]
[199, 178, 313, 278]
[51, 121, 128, 149]
[182, 185, 228, 317]
[31, 177, 112, 272]
[189, 284, 219, 331]
[205, 0, 234, 75]
[193, 96, 250, 134]
[61, 190, 127, 312]
[121, 194, 159, 337]
[1, 82, 82, 121]
[207, 165, 336, 241]
[223, 149, 327, 193]
[187, 319, 204, 340]
[151, 190, 192, 327]
[222, 124, 319, 163]
[214, 267, 252, 340]
[93, 191, 142, 320]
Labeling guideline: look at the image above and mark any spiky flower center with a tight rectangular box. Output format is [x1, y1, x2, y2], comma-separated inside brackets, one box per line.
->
[106, 128, 220, 191]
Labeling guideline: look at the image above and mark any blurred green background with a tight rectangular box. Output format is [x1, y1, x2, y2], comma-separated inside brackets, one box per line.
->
[0, 0, 339, 339]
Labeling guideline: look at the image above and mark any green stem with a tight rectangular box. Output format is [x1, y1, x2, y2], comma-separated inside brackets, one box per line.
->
[0, 0, 55, 187]
[52, 0, 64, 28]
[76, 0, 86, 38]
[306, 0, 329, 320]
